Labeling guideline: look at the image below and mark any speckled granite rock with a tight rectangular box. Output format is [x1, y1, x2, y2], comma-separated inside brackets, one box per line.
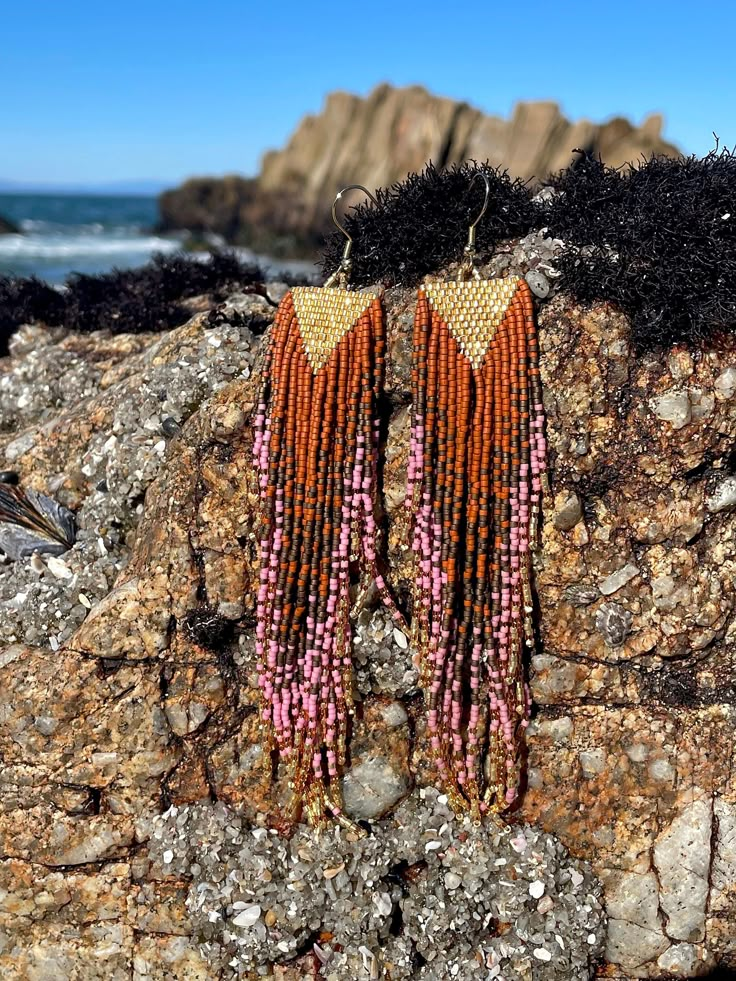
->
[1, 251, 735, 978]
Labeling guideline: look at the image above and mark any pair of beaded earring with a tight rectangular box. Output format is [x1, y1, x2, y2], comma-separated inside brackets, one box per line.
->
[254, 175, 546, 827]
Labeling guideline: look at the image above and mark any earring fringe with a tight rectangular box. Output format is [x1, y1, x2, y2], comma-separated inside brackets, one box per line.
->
[408, 277, 546, 815]
[254, 287, 392, 825]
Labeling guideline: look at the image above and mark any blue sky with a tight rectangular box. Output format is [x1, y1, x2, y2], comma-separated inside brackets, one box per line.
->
[1, 0, 734, 186]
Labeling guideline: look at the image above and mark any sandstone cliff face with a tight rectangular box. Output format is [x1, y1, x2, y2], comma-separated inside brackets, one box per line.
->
[0, 241, 734, 978]
[158, 84, 679, 253]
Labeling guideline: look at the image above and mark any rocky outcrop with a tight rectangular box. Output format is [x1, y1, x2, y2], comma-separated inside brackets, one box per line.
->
[0, 214, 19, 234]
[157, 175, 257, 242]
[158, 84, 679, 254]
[1, 235, 735, 978]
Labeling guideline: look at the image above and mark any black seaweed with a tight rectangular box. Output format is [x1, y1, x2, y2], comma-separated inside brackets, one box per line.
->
[543, 146, 736, 349]
[321, 149, 736, 350]
[320, 162, 536, 288]
[0, 250, 271, 354]
[0, 276, 65, 345]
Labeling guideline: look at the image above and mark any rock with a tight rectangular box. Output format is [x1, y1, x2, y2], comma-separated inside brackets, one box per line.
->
[340, 698, 413, 820]
[525, 269, 551, 299]
[649, 389, 692, 429]
[0, 214, 19, 235]
[158, 83, 679, 250]
[657, 943, 713, 977]
[653, 797, 712, 942]
[157, 175, 257, 242]
[706, 475, 736, 513]
[599, 562, 639, 596]
[552, 491, 583, 531]
[341, 757, 411, 821]
[714, 366, 736, 399]
[0, 263, 736, 978]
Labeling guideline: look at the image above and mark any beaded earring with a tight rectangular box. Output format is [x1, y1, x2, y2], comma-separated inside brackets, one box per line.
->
[407, 172, 547, 817]
[254, 185, 396, 827]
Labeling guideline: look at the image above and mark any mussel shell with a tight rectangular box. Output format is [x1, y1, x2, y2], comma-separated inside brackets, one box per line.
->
[0, 485, 77, 561]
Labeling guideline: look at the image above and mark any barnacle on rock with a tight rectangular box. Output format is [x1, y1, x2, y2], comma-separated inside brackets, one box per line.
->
[563, 585, 599, 608]
[595, 601, 633, 648]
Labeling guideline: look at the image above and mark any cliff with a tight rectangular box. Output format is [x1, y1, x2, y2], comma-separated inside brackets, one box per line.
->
[158, 84, 679, 254]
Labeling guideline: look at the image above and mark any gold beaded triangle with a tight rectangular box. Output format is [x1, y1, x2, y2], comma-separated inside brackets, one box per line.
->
[292, 286, 376, 373]
[424, 278, 520, 370]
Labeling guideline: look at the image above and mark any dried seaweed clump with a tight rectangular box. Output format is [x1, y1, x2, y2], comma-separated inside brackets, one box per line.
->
[0, 250, 270, 354]
[541, 146, 736, 349]
[320, 162, 536, 288]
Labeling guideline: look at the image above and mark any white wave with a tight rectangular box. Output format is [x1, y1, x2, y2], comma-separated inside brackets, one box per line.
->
[0, 232, 179, 259]
[20, 219, 134, 235]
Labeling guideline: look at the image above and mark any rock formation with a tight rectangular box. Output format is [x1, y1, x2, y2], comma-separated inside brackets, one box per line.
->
[158, 84, 679, 254]
[1, 233, 735, 978]
[0, 214, 19, 234]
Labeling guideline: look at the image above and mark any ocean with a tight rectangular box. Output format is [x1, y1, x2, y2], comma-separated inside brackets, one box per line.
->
[0, 192, 181, 284]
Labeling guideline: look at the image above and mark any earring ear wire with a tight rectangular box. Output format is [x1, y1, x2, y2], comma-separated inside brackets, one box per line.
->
[324, 184, 380, 289]
[460, 170, 491, 280]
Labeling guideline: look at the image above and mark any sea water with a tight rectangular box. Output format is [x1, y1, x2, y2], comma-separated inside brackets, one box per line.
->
[0, 192, 181, 284]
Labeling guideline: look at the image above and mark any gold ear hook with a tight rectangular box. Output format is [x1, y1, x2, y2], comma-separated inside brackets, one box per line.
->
[324, 184, 380, 289]
[461, 170, 491, 280]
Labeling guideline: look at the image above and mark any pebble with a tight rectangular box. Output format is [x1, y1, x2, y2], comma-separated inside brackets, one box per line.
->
[232, 904, 261, 927]
[529, 880, 546, 899]
[444, 872, 462, 890]
[599, 562, 639, 596]
[706, 475, 736, 513]
[373, 892, 392, 916]
[525, 270, 551, 299]
[533, 948, 552, 961]
[162, 850, 173, 864]
[553, 492, 583, 531]
[0, 471, 19, 484]
[266, 282, 290, 305]
[393, 628, 408, 649]
[595, 602, 633, 647]
[714, 366, 736, 399]
[161, 416, 181, 437]
[649, 389, 692, 429]
[341, 756, 411, 820]
[46, 556, 73, 580]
